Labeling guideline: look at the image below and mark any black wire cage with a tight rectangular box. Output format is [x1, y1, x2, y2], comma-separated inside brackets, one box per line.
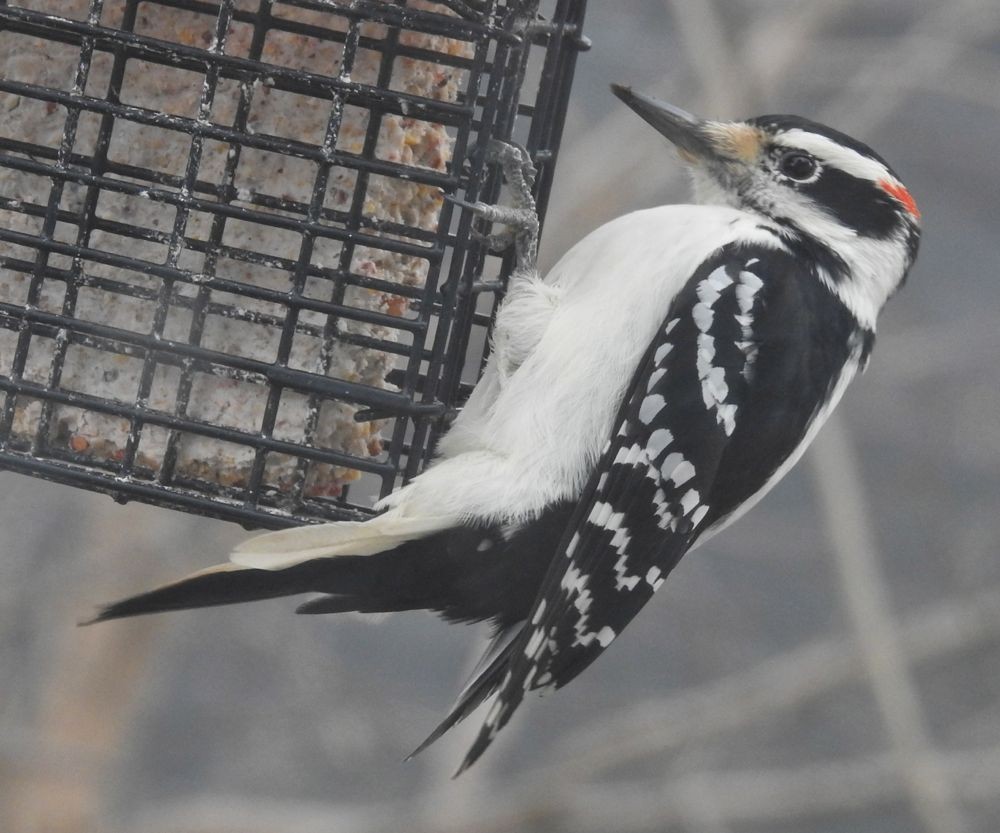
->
[0, 0, 588, 528]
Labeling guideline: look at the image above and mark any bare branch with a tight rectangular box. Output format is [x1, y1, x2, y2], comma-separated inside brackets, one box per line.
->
[546, 582, 1000, 781]
[812, 418, 969, 833]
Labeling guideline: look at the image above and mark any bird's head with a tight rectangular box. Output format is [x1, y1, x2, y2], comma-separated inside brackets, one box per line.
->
[611, 85, 921, 327]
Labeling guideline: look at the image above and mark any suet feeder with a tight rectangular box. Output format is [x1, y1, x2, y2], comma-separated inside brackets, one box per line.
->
[0, 0, 588, 527]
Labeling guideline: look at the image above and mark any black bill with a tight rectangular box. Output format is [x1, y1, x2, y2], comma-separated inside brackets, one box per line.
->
[610, 84, 716, 161]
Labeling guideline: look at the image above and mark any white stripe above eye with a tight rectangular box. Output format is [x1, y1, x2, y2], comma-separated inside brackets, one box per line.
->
[773, 129, 891, 184]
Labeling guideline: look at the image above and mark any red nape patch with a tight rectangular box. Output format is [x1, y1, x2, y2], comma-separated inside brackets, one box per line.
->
[879, 179, 920, 219]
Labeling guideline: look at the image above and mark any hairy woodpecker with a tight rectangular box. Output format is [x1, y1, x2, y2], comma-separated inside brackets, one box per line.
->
[87, 85, 921, 774]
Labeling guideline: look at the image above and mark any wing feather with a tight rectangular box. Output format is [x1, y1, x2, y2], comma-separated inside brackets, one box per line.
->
[454, 242, 868, 774]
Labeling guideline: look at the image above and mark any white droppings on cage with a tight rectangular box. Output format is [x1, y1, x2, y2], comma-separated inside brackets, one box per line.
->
[0, 0, 474, 499]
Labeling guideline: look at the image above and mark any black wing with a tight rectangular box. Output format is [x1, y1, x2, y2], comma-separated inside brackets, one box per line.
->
[453, 241, 872, 773]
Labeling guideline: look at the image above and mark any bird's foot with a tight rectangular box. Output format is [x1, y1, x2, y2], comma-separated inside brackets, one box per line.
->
[445, 140, 539, 274]
[486, 139, 537, 213]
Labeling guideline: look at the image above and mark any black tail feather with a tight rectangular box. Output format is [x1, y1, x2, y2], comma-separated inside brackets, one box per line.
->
[407, 632, 519, 761]
[81, 560, 335, 625]
[83, 503, 578, 762]
[85, 503, 574, 629]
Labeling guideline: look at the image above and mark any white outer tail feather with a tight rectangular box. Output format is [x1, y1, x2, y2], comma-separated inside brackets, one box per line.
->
[230, 513, 455, 570]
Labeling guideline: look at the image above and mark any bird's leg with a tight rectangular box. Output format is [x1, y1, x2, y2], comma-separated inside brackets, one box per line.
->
[446, 140, 539, 283]
[483, 140, 539, 275]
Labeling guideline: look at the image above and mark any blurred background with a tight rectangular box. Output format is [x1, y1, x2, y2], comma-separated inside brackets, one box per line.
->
[3, 1, 1000, 832]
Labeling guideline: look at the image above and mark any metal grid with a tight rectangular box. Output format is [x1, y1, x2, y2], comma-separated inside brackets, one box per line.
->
[0, 0, 588, 528]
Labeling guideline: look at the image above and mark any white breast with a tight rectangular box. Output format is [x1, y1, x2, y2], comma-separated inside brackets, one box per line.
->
[379, 204, 785, 526]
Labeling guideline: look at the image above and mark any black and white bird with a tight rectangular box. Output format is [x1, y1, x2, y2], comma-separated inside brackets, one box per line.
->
[88, 86, 921, 774]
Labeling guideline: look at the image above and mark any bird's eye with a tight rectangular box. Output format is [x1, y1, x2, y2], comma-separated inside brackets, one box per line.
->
[777, 151, 818, 181]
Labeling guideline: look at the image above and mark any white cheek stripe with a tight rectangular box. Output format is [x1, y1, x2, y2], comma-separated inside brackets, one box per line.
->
[773, 129, 891, 184]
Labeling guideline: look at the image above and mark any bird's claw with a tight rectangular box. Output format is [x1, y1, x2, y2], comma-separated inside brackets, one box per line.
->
[485, 139, 537, 195]
[444, 140, 540, 270]
[441, 192, 486, 213]
[441, 194, 519, 252]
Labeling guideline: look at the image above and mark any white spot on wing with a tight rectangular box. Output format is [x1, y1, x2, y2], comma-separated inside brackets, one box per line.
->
[691, 504, 709, 527]
[561, 564, 587, 594]
[608, 515, 640, 591]
[697, 332, 715, 359]
[614, 553, 641, 591]
[692, 302, 714, 332]
[733, 267, 765, 390]
[646, 428, 673, 459]
[646, 566, 665, 591]
[525, 627, 545, 658]
[660, 451, 686, 481]
[565, 532, 581, 557]
[718, 403, 737, 435]
[652, 487, 672, 528]
[680, 488, 700, 515]
[704, 367, 729, 403]
[736, 273, 764, 314]
[669, 459, 696, 486]
[646, 367, 667, 391]
[639, 394, 665, 425]
[589, 501, 613, 528]
[596, 626, 616, 647]
[693, 271, 743, 435]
